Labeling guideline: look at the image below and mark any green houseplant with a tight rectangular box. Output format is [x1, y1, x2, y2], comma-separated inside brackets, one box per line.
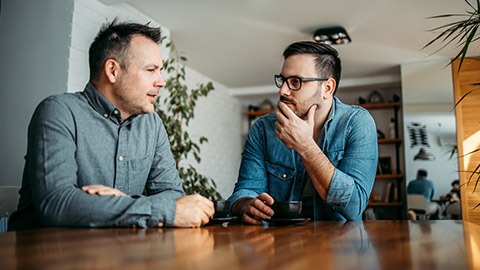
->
[424, 0, 480, 206]
[155, 39, 221, 200]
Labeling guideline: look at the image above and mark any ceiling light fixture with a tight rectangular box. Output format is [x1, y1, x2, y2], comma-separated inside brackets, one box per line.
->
[313, 26, 351, 45]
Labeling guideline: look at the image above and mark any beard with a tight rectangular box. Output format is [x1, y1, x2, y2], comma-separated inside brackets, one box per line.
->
[280, 90, 322, 119]
[115, 78, 150, 117]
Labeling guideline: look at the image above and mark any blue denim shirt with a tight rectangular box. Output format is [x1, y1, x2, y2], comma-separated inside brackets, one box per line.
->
[407, 177, 435, 202]
[9, 82, 185, 230]
[228, 97, 378, 221]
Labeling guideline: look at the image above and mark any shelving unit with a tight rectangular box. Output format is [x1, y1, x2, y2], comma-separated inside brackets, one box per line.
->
[358, 102, 406, 220]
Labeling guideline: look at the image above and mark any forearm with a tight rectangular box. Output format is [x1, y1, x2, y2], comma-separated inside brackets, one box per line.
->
[297, 141, 335, 200]
[34, 186, 177, 228]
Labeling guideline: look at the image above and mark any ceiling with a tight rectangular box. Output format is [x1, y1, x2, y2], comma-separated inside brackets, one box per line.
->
[100, 0, 475, 89]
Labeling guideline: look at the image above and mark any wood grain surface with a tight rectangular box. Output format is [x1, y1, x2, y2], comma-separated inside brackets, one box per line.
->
[0, 220, 475, 270]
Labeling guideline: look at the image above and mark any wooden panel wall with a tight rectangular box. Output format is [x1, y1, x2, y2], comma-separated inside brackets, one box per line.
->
[452, 58, 480, 224]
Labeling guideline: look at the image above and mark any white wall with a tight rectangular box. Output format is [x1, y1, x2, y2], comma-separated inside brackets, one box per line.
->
[0, 0, 74, 186]
[182, 67, 242, 198]
[400, 59, 459, 198]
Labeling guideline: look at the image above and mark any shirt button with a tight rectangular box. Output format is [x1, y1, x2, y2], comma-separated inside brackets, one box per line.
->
[104, 113, 108, 118]
[118, 156, 124, 161]
[282, 174, 287, 178]
[113, 110, 119, 115]
[157, 222, 164, 227]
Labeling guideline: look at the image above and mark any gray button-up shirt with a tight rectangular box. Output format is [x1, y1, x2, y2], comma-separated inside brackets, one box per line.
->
[9, 82, 185, 230]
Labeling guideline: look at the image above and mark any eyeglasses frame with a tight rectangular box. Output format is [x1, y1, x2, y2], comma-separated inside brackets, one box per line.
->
[274, 74, 328, 91]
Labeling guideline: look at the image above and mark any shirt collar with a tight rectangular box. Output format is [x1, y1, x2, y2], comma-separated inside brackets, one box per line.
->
[83, 82, 123, 124]
[325, 97, 338, 125]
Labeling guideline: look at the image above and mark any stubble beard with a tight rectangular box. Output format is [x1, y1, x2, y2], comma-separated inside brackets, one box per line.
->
[116, 79, 148, 117]
[280, 90, 322, 120]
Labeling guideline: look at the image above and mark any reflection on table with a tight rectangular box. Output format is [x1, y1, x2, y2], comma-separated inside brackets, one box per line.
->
[0, 220, 477, 270]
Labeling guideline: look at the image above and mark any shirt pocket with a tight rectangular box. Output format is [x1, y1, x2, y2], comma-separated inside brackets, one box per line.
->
[265, 160, 295, 201]
[325, 149, 344, 167]
[126, 154, 153, 195]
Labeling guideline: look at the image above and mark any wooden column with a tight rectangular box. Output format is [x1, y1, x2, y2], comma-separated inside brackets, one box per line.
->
[452, 58, 480, 224]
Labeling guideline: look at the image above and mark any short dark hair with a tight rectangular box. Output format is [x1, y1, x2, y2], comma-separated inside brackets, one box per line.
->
[452, 180, 460, 186]
[417, 169, 427, 177]
[282, 41, 342, 94]
[88, 19, 162, 81]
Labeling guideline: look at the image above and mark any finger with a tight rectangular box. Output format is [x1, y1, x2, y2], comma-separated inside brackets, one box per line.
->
[274, 121, 283, 132]
[203, 203, 215, 218]
[251, 200, 274, 217]
[258, 193, 275, 205]
[247, 205, 271, 219]
[200, 213, 210, 226]
[275, 109, 287, 124]
[243, 214, 263, 225]
[198, 197, 215, 217]
[83, 185, 107, 190]
[278, 100, 297, 119]
[274, 129, 283, 140]
[306, 104, 317, 125]
[98, 189, 126, 197]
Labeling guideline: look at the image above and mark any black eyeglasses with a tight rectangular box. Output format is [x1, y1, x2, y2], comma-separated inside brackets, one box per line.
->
[274, 74, 328, 91]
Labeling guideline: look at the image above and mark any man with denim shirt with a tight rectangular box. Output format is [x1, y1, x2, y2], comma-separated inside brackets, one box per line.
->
[9, 21, 214, 230]
[228, 41, 377, 224]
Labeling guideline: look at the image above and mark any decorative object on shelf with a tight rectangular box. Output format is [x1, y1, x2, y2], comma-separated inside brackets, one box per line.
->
[377, 129, 386, 139]
[378, 157, 392, 174]
[258, 99, 274, 111]
[358, 96, 367, 104]
[408, 122, 430, 148]
[154, 38, 220, 200]
[367, 90, 384, 104]
[248, 104, 259, 112]
[313, 26, 351, 45]
[414, 148, 436, 161]
[393, 94, 401, 103]
[389, 118, 396, 138]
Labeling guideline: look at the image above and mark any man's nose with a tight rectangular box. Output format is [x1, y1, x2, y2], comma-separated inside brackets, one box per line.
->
[155, 72, 166, 88]
[278, 81, 291, 96]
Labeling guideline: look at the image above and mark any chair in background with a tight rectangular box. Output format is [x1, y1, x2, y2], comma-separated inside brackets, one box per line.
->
[0, 186, 20, 232]
[407, 194, 438, 220]
[445, 202, 462, 219]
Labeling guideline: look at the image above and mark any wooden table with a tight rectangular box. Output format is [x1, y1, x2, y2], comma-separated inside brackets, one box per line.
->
[1, 220, 479, 270]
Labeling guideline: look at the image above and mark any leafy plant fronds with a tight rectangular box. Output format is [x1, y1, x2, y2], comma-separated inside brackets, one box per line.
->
[423, 0, 480, 69]
[155, 39, 220, 200]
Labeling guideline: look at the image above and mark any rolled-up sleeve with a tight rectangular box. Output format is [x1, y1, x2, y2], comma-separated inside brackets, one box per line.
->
[227, 120, 268, 207]
[324, 110, 378, 220]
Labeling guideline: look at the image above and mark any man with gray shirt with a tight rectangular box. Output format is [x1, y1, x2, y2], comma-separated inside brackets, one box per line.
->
[9, 21, 213, 230]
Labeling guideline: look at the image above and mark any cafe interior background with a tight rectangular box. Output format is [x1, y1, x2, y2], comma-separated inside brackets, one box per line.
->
[0, 0, 476, 221]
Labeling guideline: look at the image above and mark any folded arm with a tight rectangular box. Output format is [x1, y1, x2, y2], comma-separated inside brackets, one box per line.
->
[28, 98, 184, 228]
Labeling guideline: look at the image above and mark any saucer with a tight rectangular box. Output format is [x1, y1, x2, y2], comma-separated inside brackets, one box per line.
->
[262, 218, 310, 225]
[208, 216, 239, 225]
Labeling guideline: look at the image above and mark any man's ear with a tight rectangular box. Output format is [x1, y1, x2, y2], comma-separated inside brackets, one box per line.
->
[104, 59, 120, 83]
[322, 78, 336, 99]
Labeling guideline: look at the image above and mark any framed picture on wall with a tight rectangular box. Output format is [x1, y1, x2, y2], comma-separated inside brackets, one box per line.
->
[378, 157, 392, 175]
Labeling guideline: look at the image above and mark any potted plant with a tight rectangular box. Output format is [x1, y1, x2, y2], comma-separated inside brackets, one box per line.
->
[423, 0, 480, 208]
[155, 39, 221, 200]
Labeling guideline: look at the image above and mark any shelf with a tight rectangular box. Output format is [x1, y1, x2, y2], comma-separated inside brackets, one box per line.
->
[375, 174, 403, 179]
[356, 102, 400, 110]
[368, 202, 403, 207]
[246, 109, 275, 117]
[378, 138, 402, 144]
